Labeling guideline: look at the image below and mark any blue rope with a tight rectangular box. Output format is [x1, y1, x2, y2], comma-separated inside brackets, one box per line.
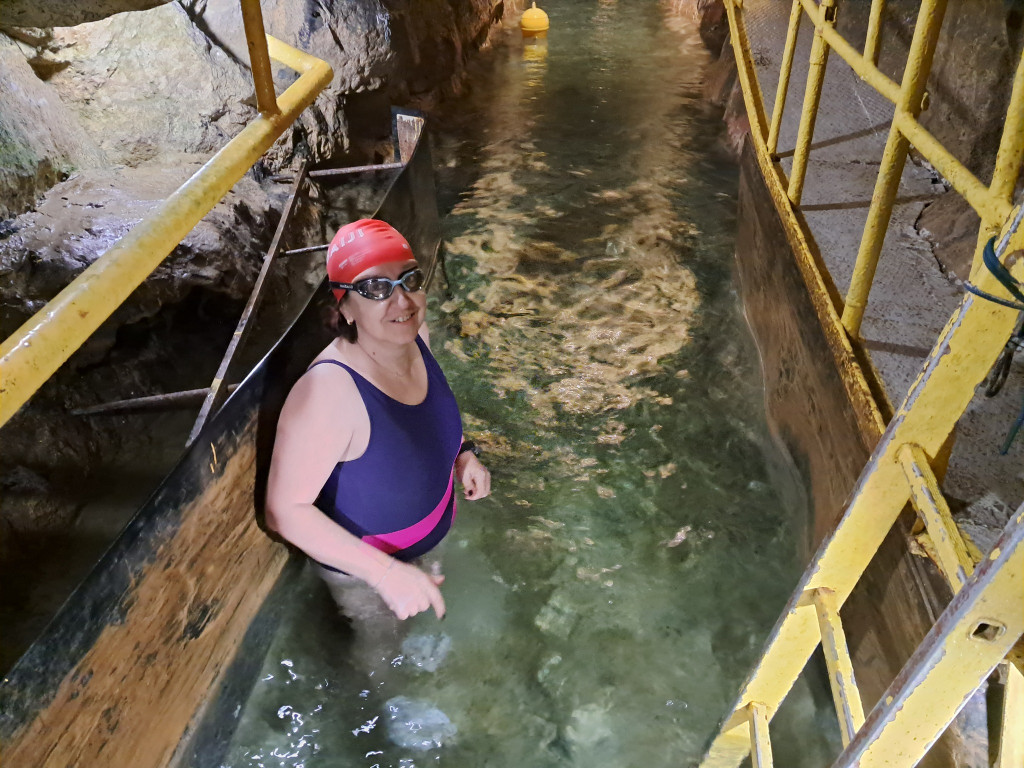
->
[1001, 394, 1024, 455]
[963, 235, 1024, 453]
[963, 236, 1024, 311]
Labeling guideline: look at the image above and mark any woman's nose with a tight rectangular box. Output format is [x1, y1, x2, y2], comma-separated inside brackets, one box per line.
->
[393, 286, 415, 308]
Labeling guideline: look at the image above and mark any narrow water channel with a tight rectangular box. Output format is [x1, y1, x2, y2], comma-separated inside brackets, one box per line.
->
[216, 2, 838, 765]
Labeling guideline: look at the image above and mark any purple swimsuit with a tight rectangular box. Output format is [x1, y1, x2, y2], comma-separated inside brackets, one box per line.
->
[309, 336, 462, 567]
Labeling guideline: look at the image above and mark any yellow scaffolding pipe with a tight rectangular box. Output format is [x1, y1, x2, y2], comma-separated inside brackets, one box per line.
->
[0, 36, 332, 428]
[701, 209, 1024, 768]
[971, 49, 1024, 280]
[778, 0, 1024, 334]
[863, 0, 886, 65]
[787, 0, 836, 205]
[724, 0, 887, 442]
[796, 0, 900, 111]
[840, 0, 947, 337]
[241, 0, 280, 115]
[766, 0, 803, 157]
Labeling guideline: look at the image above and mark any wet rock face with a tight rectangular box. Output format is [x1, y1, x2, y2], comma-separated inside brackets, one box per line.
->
[0, 0, 501, 333]
[180, 0, 500, 167]
[1, 0, 500, 216]
[0, 35, 107, 220]
[39, 5, 257, 168]
[0, 159, 276, 344]
[1, 0, 173, 28]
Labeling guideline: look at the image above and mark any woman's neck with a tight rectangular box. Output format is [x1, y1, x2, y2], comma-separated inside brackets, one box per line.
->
[342, 336, 419, 378]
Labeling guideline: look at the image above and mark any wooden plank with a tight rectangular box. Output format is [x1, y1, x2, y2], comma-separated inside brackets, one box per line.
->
[2, 418, 289, 767]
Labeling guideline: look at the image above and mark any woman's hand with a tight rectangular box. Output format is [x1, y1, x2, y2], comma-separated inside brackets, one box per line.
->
[455, 452, 491, 500]
[373, 559, 446, 620]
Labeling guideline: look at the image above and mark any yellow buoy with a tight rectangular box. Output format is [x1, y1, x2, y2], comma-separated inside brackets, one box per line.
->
[520, 2, 549, 39]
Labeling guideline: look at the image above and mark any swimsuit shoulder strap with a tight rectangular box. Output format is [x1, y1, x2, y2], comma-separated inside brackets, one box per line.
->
[414, 334, 445, 381]
[306, 358, 355, 374]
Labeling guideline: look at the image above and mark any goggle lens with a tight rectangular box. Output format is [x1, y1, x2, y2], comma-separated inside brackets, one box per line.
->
[332, 268, 425, 300]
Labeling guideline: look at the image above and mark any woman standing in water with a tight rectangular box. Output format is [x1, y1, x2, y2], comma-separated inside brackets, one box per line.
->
[266, 218, 491, 621]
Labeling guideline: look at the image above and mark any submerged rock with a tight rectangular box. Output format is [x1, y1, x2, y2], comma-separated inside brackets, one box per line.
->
[400, 632, 452, 673]
[384, 696, 457, 751]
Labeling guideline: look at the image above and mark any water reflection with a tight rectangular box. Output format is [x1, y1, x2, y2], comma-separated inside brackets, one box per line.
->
[216, 0, 838, 766]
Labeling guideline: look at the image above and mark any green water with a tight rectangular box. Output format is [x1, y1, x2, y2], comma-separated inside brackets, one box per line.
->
[217, 2, 839, 766]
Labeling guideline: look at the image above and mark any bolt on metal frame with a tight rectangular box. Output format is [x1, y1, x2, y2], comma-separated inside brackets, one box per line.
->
[0, 0, 333, 429]
[702, 0, 1024, 763]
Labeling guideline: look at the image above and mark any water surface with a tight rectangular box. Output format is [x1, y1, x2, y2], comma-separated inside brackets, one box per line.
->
[217, 3, 838, 766]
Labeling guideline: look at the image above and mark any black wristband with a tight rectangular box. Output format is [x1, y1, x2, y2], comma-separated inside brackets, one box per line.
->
[458, 440, 480, 457]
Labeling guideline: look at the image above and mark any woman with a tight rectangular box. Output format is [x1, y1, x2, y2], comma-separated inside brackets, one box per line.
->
[266, 218, 491, 622]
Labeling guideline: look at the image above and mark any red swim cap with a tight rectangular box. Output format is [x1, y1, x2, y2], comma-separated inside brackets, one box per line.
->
[326, 219, 414, 300]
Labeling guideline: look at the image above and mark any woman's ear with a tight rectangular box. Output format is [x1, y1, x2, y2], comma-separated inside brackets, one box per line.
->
[338, 297, 353, 325]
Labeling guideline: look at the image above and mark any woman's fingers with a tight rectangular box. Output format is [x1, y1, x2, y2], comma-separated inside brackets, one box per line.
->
[464, 464, 491, 500]
[376, 562, 446, 620]
[427, 581, 446, 620]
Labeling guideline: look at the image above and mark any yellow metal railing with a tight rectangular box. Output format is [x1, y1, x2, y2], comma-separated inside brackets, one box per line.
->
[0, 0, 332, 429]
[750, 0, 1024, 337]
[700, 203, 1024, 767]
[701, 0, 1024, 765]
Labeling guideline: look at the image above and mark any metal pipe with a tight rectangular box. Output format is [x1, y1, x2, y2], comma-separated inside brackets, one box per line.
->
[725, 0, 769, 140]
[700, 220, 1024, 768]
[188, 160, 309, 445]
[996, 662, 1024, 768]
[799, 0, 901, 102]
[281, 243, 329, 257]
[240, 0, 279, 115]
[269, 162, 404, 183]
[841, 0, 948, 337]
[748, 703, 774, 768]
[767, 0, 804, 157]
[309, 162, 404, 178]
[787, 0, 837, 206]
[892, 111, 1011, 225]
[70, 384, 240, 416]
[832, 503, 1024, 768]
[864, 0, 887, 65]
[812, 587, 865, 746]
[0, 36, 332, 429]
[970, 50, 1024, 279]
[897, 443, 974, 593]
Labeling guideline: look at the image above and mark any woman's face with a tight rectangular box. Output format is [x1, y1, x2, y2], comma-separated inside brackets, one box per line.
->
[341, 258, 425, 345]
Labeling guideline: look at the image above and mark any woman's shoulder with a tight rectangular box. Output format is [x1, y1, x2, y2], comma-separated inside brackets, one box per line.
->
[280, 342, 365, 425]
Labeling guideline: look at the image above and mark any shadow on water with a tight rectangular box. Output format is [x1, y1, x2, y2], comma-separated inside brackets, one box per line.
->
[211, 1, 840, 766]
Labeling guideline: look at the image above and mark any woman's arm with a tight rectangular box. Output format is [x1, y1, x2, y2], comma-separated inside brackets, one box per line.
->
[266, 365, 445, 619]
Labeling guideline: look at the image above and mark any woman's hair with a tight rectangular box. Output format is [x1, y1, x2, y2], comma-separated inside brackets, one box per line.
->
[325, 299, 358, 342]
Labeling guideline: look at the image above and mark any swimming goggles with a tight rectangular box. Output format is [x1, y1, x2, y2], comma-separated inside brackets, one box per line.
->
[330, 267, 425, 300]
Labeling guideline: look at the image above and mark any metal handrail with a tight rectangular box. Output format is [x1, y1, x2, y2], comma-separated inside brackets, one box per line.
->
[746, 0, 1024, 336]
[700, 201, 1024, 767]
[0, 8, 332, 429]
